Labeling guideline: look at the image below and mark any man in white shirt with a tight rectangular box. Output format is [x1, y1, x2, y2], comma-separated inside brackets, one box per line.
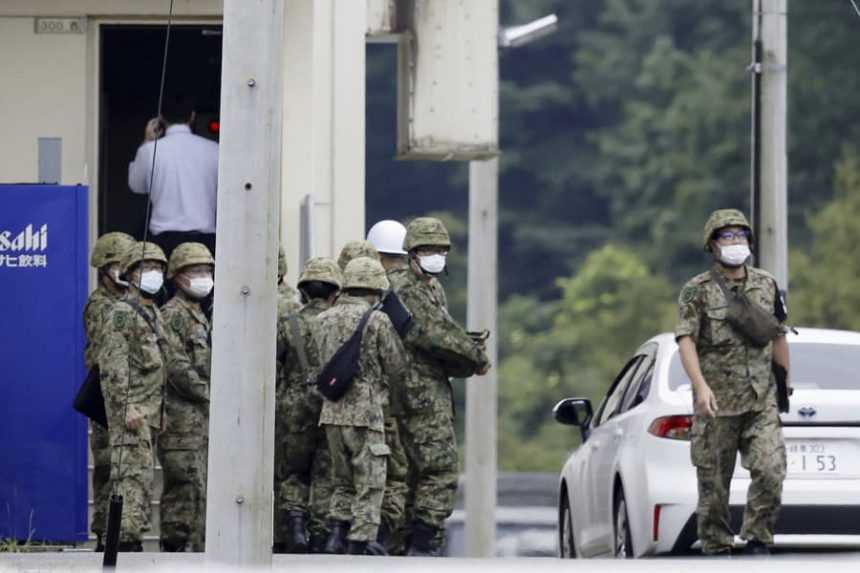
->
[128, 95, 219, 261]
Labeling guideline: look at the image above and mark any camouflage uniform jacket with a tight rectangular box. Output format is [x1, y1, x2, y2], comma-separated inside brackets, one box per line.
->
[277, 298, 330, 388]
[387, 261, 490, 413]
[278, 282, 301, 308]
[675, 263, 785, 416]
[161, 294, 211, 448]
[316, 295, 408, 431]
[84, 285, 123, 370]
[99, 290, 173, 441]
[276, 288, 303, 386]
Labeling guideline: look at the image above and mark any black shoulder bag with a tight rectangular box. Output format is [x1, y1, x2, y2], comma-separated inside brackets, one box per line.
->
[709, 270, 783, 348]
[315, 308, 375, 402]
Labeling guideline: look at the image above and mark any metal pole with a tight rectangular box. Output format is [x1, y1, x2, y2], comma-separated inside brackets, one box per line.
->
[465, 2, 499, 551]
[206, 0, 283, 565]
[755, 0, 788, 287]
[466, 158, 499, 558]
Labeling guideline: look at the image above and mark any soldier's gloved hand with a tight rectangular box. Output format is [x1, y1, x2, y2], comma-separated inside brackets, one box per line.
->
[694, 384, 719, 418]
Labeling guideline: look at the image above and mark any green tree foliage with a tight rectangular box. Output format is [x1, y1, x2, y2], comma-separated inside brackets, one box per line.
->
[362, 0, 860, 471]
[791, 146, 860, 330]
[498, 245, 675, 470]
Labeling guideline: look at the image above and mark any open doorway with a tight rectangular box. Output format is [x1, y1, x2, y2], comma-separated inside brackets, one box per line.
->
[98, 24, 222, 238]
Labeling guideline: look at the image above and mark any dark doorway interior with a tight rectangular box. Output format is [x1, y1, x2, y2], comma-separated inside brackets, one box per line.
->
[98, 25, 222, 238]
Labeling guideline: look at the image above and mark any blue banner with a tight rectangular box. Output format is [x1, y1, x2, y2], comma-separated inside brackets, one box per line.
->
[0, 184, 89, 542]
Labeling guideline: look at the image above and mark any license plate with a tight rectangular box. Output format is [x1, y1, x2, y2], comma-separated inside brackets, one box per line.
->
[786, 441, 853, 475]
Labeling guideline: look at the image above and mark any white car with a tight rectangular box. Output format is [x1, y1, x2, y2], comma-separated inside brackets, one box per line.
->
[554, 327, 860, 558]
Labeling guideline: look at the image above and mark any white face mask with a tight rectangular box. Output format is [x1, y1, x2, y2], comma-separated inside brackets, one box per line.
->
[186, 276, 214, 299]
[418, 253, 447, 275]
[719, 244, 751, 267]
[138, 270, 164, 295]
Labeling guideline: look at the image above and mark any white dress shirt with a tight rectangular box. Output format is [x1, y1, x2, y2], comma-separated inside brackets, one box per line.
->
[128, 124, 219, 235]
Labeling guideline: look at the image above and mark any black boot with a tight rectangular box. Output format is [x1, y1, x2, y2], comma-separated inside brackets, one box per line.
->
[406, 520, 442, 557]
[117, 540, 143, 552]
[744, 540, 771, 556]
[160, 538, 187, 552]
[323, 521, 350, 554]
[285, 511, 309, 554]
[95, 534, 104, 552]
[348, 540, 368, 555]
[309, 533, 328, 554]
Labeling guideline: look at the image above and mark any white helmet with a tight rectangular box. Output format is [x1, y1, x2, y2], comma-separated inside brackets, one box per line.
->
[367, 219, 407, 255]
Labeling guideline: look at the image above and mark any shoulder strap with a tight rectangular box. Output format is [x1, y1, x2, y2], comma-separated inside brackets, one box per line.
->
[287, 313, 311, 373]
[709, 269, 735, 302]
[125, 300, 168, 353]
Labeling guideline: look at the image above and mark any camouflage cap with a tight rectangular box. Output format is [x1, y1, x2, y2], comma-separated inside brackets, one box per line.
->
[90, 232, 135, 269]
[343, 256, 389, 291]
[403, 217, 450, 252]
[299, 257, 343, 289]
[278, 246, 287, 279]
[337, 240, 380, 271]
[120, 241, 167, 276]
[703, 209, 752, 249]
[167, 242, 214, 279]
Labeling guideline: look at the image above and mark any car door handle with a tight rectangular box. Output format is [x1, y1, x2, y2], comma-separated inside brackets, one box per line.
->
[591, 440, 601, 450]
[613, 428, 623, 439]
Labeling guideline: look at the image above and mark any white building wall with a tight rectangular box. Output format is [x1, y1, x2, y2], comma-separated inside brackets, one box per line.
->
[0, 17, 87, 185]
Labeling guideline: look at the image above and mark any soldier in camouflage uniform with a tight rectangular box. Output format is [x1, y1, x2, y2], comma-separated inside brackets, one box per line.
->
[159, 243, 215, 552]
[275, 257, 342, 553]
[388, 217, 491, 556]
[273, 246, 303, 553]
[316, 257, 408, 555]
[84, 232, 135, 550]
[99, 241, 175, 551]
[366, 220, 414, 554]
[676, 209, 790, 556]
[278, 246, 301, 305]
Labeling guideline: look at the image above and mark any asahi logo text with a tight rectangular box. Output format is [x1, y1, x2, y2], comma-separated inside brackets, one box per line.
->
[0, 224, 48, 252]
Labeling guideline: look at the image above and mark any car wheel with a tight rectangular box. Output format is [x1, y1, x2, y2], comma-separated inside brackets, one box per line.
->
[558, 491, 577, 558]
[613, 488, 634, 559]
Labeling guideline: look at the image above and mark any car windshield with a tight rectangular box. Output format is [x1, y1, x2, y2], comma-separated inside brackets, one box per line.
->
[668, 342, 860, 391]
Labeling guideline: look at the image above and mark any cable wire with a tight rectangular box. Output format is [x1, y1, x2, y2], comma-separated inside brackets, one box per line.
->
[850, 0, 860, 19]
[112, 0, 176, 498]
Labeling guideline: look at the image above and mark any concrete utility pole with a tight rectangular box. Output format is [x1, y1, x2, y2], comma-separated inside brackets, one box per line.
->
[465, 11, 558, 558]
[466, 157, 499, 558]
[752, 0, 788, 288]
[206, 0, 283, 566]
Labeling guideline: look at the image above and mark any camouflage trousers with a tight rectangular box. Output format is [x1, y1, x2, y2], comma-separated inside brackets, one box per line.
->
[277, 424, 332, 541]
[324, 425, 389, 542]
[400, 409, 459, 538]
[380, 415, 410, 554]
[275, 387, 332, 543]
[90, 421, 111, 537]
[108, 425, 156, 544]
[690, 407, 786, 553]
[157, 438, 208, 551]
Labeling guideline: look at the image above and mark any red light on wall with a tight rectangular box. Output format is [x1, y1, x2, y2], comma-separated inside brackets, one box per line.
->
[208, 120, 220, 134]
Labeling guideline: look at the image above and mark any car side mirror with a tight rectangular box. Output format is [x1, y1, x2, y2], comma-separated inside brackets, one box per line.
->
[553, 398, 593, 428]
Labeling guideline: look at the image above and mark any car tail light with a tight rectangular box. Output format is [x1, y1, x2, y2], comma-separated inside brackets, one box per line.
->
[653, 504, 661, 542]
[648, 415, 693, 440]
